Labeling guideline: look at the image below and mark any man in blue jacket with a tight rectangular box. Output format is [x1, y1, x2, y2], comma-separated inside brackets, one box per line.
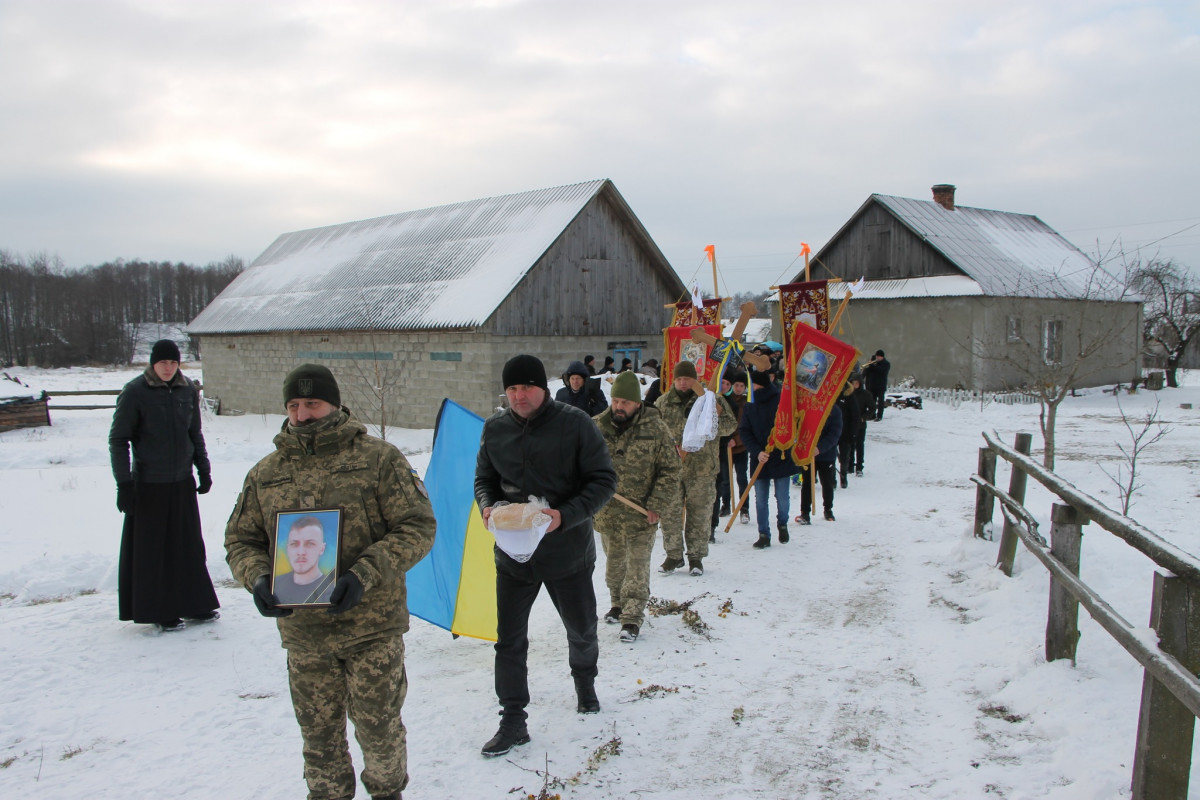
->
[474, 355, 618, 758]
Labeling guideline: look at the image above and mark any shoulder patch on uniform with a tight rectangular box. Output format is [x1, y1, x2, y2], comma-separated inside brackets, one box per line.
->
[410, 467, 429, 498]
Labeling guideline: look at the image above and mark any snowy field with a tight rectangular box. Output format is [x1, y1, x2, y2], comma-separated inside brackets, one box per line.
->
[1, 365, 1199, 799]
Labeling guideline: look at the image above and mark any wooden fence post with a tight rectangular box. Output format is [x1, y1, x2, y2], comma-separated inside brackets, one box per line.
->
[1131, 571, 1200, 800]
[973, 446, 997, 539]
[1045, 503, 1087, 663]
[995, 432, 1032, 577]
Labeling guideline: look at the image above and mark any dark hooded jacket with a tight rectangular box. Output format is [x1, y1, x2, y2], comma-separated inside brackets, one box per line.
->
[737, 381, 802, 479]
[554, 361, 607, 417]
[475, 397, 617, 581]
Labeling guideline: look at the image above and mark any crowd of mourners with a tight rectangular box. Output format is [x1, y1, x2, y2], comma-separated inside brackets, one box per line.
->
[107, 338, 892, 798]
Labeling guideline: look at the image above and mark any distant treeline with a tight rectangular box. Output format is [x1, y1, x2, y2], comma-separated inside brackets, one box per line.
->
[0, 252, 243, 367]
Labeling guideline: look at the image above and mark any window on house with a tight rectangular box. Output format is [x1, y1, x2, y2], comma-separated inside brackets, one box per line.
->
[1042, 319, 1063, 365]
[1007, 317, 1022, 342]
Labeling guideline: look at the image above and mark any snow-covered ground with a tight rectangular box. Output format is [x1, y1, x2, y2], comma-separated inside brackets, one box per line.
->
[1, 365, 1199, 799]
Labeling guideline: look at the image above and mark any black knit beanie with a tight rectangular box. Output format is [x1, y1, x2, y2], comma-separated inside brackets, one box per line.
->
[149, 339, 181, 364]
[750, 368, 773, 388]
[283, 364, 341, 407]
[502, 354, 548, 390]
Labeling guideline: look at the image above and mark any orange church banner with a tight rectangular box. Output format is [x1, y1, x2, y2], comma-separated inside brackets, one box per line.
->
[662, 324, 722, 386]
[778, 280, 830, 349]
[785, 323, 860, 462]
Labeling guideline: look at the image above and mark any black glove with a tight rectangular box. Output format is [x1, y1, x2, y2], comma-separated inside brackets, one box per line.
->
[252, 575, 292, 618]
[196, 472, 212, 494]
[327, 572, 364, 615]
[116, 481, 135, 514]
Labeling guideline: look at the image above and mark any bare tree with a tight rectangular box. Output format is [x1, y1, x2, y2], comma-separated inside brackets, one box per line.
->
[1129, 258, 1200, 389]
[1099, 396, 1169, 515]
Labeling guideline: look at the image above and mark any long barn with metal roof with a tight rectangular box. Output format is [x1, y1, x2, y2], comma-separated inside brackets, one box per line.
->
[798, 185, 1141, 392]
[189, 179, 686, 427]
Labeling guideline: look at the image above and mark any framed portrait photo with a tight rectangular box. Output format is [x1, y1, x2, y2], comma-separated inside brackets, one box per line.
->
[272, 508, 344, 608]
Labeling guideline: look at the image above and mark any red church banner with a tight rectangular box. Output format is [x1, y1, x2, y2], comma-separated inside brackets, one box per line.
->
[662, 324, 722, 386]
[785, 323, 860, 462]
[670, 298, 722, 328]
[778, 280, 830, 349]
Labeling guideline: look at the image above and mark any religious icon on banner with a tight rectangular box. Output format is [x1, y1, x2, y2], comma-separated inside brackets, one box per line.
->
[794, 342, 834, 394]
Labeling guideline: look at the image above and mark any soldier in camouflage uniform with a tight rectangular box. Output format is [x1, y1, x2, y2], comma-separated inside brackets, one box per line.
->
[593, 371, 679, 642]
[225, 365, 436, 800]
[654, 360, 736, 576]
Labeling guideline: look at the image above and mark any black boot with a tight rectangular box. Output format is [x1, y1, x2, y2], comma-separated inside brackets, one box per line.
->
[777, 523, 789, 543]
[752, 534, 771, 549]
[481, 724, 530, 757]
[575, 680, 600, 714]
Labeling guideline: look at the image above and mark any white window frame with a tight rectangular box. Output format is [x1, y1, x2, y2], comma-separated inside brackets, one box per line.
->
[1042, 319, 1063, 365]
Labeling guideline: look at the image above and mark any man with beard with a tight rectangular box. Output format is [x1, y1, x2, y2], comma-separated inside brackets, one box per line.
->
[654, 360, 736, 576]
[225, 364, 436, 800]
[593, 371, 679, 643]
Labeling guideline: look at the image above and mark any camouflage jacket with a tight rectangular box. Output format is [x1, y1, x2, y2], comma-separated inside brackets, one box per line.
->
[654, 387, 736, 479]
[593, 405, 680, 531]
[225, 410, 436, 651]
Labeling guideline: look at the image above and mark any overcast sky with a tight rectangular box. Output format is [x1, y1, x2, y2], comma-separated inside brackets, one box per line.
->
[2, 0, 1197, 293]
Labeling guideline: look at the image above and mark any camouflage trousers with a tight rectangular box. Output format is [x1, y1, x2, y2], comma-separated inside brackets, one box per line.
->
[287, 635, 409, 800]
[599, 517, 657, 627]
[660, 476, 716, 562]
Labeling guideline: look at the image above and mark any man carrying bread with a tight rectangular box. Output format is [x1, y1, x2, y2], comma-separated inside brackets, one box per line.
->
[474, 354, 617, 758]
[593, 370, 679, 643]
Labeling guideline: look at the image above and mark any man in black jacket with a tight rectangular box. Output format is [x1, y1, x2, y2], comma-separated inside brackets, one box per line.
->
[474, 355, 618, 758]
[862, 350, 891, 420]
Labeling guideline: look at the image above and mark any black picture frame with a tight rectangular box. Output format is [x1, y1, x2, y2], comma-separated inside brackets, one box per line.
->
[271, 507, 344, 608]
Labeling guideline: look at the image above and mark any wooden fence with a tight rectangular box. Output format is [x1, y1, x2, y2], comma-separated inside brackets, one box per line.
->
[973, 431, 1200, 799]
[45, 388, 121, 410]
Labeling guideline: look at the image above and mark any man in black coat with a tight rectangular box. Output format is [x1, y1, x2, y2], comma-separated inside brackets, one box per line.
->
[109, 339, 218, 631]
[554, 360, 607, 417]
[862, 349, 891, 420]
[474, 355, 617, 758]
[836, 378, 862, 489]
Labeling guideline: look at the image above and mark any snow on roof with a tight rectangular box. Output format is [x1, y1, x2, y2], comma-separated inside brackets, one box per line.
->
[828, 275, 985, 300]
[872, 194, 1125, 300]
[188, 180, 612, 334]
[722, 317, 773, 342]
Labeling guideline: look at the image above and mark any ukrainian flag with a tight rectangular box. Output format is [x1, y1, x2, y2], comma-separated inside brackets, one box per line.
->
[408, 399, 498, 641]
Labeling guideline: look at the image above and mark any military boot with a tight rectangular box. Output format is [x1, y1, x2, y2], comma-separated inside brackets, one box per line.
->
[481, 725, 530, 758]
[660, 556, 685, 573]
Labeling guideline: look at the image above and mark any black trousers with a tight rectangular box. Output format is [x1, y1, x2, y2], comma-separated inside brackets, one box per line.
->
[712, 448, 750, 525]
[494, 564, 598, 727]
[799, 462, 837, 518]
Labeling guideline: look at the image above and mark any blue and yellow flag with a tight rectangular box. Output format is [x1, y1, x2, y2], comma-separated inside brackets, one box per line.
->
[408, 399, 497, 641]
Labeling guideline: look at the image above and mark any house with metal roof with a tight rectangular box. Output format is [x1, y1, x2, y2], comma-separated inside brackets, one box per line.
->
[188, 179, 685, 427]
[794, 185, 1141, 392]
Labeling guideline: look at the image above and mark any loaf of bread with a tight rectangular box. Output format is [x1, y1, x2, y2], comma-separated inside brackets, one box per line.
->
[490, 502, 543, 531]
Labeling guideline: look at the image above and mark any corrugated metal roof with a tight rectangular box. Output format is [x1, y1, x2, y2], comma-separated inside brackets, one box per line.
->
[872, 194, 1123, 299]
[188, 179, 612, 334]
[827, 275, 984, 300]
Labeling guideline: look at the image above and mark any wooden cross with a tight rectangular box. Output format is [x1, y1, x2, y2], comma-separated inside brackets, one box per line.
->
[689, 301, 771, 391]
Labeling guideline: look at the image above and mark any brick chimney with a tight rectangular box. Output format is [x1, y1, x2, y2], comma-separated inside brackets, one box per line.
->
[932, 184, 956, 210]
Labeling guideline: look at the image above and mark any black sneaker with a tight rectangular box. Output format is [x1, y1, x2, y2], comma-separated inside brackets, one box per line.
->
[825, 512, 836, 522]
[660, 556, 685, 574]
[777, 524, 789, 543]
[738, 510, 750, 525]
[795, 515, 811, 526]
[481, 726, 530, 758]
[840, 476, 848, 489]
[603, 606, 621, 624]
[855, 469, 863, 477]
[185, 610, 220, 623]
[619, 624, 639, 643]
[155, 619, 185, 632]
[576, 683, 600, 714]
[719, 504, 731, 517]
[752, 535, 771, 549]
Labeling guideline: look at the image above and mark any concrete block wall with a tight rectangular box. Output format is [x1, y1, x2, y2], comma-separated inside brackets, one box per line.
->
[197, 332, 664, 430]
